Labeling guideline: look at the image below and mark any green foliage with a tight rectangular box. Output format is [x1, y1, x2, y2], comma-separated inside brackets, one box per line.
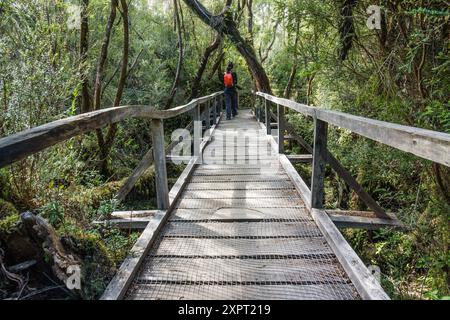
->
[40, 201, 65, 228]
[0, 199, 18, 219]
[0, 213, 20, 238]
[95, 199, 118, 220]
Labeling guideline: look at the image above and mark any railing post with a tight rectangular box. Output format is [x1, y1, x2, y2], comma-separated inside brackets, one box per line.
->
[259, 97, 265, 123]
[213, 97, 217, 124]
[265, 98, 271, 135]
[205, 100, 211, 130]
[256, 96, 261, 122]
[311, 117, 328, 209]
[193, 103, 202, 164]
[151, 118, 169, 210]
[277, 104, 285, 154]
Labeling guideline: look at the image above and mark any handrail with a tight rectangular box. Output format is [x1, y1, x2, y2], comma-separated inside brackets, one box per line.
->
[256, 92, 450, 167]
[0, 92, 223, 168]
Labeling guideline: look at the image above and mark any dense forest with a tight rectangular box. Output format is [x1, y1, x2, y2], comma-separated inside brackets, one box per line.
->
[0, 0, 449, 300]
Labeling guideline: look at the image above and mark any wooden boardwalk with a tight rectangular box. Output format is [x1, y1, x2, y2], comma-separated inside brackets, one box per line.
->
[3, 90, 447, 300]
[124, 110, 361, 300]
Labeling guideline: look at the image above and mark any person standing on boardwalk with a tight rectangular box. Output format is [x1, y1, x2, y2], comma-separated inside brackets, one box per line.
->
[223, 61, 238, 120]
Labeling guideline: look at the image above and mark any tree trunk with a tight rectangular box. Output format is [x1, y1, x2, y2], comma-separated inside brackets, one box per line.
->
[165, 0, 184, 109]
[92, 0, 118, 111]
[247, 0, 253, 42]
[339, 0, 357, 61]
[100, 0, 130, 175]
[92, 0, 117, 176]
[190, 33, 222, 99]
[79, 0, 90, 114]
[283, 19, 300, 99]
[182, 0, 272, 93]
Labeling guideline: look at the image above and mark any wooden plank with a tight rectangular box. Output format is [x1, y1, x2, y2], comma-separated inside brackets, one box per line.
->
[163, 221, 322, 237]
[0, 93, 222, 168]
[0, 106, 145, 168]
[151, 119, 169, 210]
[194, 168, 286, 175]
[112, 210, 158, 218]
[311, 209, 390, 300]
[287, 154, 313, 163]
[189, 174, 290, 183]
[311, 119, 328, 209]
[137, 257, 348, 283]
[328, 214, 405, 230]
[175, 197, 305, 209]
[278, 104, 285, 154]
[127, 283, 359, 300]
[93, 218, 150, 230]
[265, 99, 271, 135]
[151, 237, 334, 256]
[185, 180, 296, 190]
[182, 189, 297, 199]
[257, 92, 450, 167]
[170, 207, 312, 221]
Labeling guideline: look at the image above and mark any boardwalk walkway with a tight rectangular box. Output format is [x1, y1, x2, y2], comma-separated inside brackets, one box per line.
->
[124, 110, 360, 300]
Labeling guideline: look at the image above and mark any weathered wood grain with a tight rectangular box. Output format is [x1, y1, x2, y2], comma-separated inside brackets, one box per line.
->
[0, 93, 222, 168]
[257, 92, 450, 167]
[311, 209, 390, 300]
[311, 119, 328, 209]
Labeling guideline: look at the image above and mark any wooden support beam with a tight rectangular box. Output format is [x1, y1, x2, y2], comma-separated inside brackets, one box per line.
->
[205, 101, 211, 130]
[193, 105, 202, 164]
[150, 119, 169, 210]
[283, 120, 389, 219]
[328, 212, 405, 230]
[213, 97, 217, 123]
[111, 210, 158, 218]
[326, 152, 389, 219]
[115, 122, 193, 202]
[277, 104, 285, 154]
[115, 149, 154, 202]
[286, 154, 313, 163]
[311, 118, 328, 209]
[93, 218, 150, 230]
[264, 99, 271, 135]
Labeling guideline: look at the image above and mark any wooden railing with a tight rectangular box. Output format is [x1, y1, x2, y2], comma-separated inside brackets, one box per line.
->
[0, 92, 225, 209]
[255, 92, 450, 221]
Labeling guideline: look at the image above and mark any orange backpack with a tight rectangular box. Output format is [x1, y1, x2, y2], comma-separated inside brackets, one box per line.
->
[224, 72, 234, 88]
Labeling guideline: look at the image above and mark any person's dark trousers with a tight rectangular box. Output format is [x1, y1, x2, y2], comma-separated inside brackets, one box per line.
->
[224, 88, 234, 119]
[231, 90, 238, 117]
